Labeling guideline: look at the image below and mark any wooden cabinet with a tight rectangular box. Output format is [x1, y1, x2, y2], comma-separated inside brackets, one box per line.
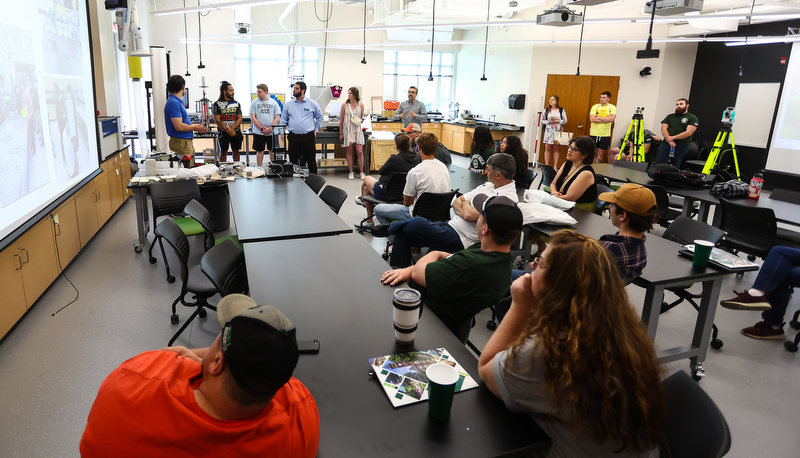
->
[369, 138, 397, 171]
[0, 245, 27, 337]
[373, 122, 404, 133]
[442, 123, 466, 155]
[16, 220, 60, 309]
[52, 198, 81, 269]
[75, 184, 100, 245]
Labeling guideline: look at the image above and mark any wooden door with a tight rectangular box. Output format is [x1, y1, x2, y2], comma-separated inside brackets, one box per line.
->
[53, 198, 82, 269]
[0, 244, 27, 337]
[18, 219, 59, 308]
[543, 75, 620, 168]
[75, 184, 99, 245]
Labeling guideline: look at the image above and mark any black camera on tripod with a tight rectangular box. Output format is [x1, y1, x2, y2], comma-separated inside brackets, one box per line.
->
[633, 107, 645, 120]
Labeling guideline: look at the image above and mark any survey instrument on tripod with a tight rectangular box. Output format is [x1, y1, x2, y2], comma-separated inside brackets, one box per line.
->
[616, 107, 646, 162]
[702, 107, 741, 180]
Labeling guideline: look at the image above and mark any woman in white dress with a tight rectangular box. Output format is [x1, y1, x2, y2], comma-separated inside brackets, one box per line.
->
[541, 95, 567, 168]
[339, 87, 366, 180]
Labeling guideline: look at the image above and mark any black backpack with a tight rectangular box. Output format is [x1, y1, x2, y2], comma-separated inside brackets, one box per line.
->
[647, 163, 707, 189]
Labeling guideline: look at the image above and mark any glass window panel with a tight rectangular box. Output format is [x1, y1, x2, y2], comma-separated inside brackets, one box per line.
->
[234, 44, 250, 59]
[397, 65, 417, 76]
[384, 51, 396, 64]
[441, 52, 453, 66]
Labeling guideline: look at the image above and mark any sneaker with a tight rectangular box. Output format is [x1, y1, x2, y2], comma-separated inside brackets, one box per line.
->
[720, 290, 772, 311]
[360, 172, 366, 180]
[354, 196, 366, 207]
[348, 172, 354, 180]
[741, 321, 785, 340]
[356, 220, 374, 230]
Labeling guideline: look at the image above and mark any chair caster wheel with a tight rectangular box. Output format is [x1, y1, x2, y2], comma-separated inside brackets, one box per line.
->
[790, 319, 800, 330]
[134, 246, 143, 253]
[691, 364, 705, 381]
[199, 309, 208, 318]
[710, 339, 723, 350]
[785, 341, 799, 353]
[486, 320, 497, 331]
[381, 253, 389, 260]
[167, 275, 175, 284]
[149, 257, 157, 264]
[170, 314, 179, 324]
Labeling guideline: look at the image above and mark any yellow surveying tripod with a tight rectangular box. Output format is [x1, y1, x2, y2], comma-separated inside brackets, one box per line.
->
[702, 107, 741, 180]
[616, 107, 646, 162]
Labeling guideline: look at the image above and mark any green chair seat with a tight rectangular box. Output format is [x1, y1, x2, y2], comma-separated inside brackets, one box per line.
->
[173, 217, 206, 237]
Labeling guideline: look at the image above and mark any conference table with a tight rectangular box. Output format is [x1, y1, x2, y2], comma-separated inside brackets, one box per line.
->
[244, 233, 550, 456]
[227, 177, 353, 243]
[526, 207, 735, 381]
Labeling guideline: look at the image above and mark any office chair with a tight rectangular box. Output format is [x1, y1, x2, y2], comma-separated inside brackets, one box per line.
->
[183, 199, 240, 252]
[660, 216, 727, 349]
[659, 370, 731, 458]
[148, 180, 204, 283]
[611, 159, 649, 172]
[356, 172, 407, 233]
[536, 162, 557, 190]
[785, 310, 800, 353]
[595, 183, 615, 216]
[304, 173, 327, 195]
[159, 219, 248, 346]
[380, 190, 458, 260]
[642, 183, 681, 227]
[319, 185, 348, 214]
[517, 168, 539, 190]
[718, 197, 777, 261]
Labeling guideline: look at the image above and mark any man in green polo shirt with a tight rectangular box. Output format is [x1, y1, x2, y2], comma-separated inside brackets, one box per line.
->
[380, 195, 523, 341]
[655, 98, 698, 169]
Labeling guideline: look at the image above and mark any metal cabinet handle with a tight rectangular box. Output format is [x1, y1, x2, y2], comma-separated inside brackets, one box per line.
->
[577, 124, 584, 129]
[54, 222, 61, 236]
[20, 247, 30, 264]
[14, 253, 22, 270]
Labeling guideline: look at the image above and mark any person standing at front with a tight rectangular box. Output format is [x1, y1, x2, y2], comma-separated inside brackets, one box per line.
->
[249, 84, 281, 166]
[165, 75, 208, 158]
[655, 98, 698, 169]
[393, 86, 428, 127]
[212, 81, 243, 162]
[339, 86, 366, 180]
[281, 81, 323, 173]
[589, 91, 616, 164]
[541, 95, 567, 167]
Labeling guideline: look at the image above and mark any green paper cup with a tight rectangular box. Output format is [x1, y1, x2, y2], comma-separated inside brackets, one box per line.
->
[426, 363, 459, 420]
[693, 240, 714, 267]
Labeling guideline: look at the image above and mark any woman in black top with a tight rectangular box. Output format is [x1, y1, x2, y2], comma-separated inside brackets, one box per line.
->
[550, 136, 597, 204]
[469, 126, 496, 174]
[499, 136, 529, 188]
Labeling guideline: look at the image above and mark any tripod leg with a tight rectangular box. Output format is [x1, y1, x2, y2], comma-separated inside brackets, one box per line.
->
[702, 131, 726, 175]
[618, 120, 635, 162]
[728, 133, 742, 180]
[634, 119, 645, 162]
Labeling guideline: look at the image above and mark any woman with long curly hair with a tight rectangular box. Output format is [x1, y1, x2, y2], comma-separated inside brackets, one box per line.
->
[478, 229, 665, 457]
[499, 136, 529, 188]
[469, 126, 496, 174]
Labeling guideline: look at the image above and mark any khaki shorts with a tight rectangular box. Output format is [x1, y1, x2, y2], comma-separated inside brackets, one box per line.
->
[169, 137, 195, 156]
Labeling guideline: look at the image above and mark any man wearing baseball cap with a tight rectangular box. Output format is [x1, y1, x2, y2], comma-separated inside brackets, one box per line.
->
[382, 194, 523, 341]
[402, 122, 452, 166]
[81, 294, 320, 457]
[597, 183, 657, 284]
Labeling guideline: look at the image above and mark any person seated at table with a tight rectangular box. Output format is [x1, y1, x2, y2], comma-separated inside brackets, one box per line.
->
[469, 126, 496, 174]
[478, 230, 666, 458]
[80, 294, 320, 457]
[381, 195, 523, 340]
[550, 135, 598, 211]
[609, 129, 661, 162]
[373, 132, 451, 226]
[355, 133, 420, 228]
[498, 136, 530, 189]
[387, 153, 518, 268]
[719, 245, 800, 340]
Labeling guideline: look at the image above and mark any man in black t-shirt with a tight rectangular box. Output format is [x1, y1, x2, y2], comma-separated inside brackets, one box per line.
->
[212, 81, 243, 162]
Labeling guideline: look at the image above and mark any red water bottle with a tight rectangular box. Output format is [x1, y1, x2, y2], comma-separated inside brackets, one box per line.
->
[748, 172, 764, 199]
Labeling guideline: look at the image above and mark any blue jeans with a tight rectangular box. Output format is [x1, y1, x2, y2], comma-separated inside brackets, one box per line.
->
[655, 142, 690, 169]
[388, 216, 464, 268]
[493, 269, 528, 323]
[374, 203, 411, 225]
[753, 246, 800, 326]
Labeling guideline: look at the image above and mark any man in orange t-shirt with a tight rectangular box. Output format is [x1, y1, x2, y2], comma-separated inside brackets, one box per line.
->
[80, 295, 319, 457]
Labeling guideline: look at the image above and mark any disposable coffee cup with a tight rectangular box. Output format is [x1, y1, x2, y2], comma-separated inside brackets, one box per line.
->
[426, 363, 459, 420]
[693, 240, 714, 267]
[145, 158, 156, 176]
[392, 288, 422, 345]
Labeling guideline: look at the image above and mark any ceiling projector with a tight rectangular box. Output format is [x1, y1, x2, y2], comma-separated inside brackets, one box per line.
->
[644, 0, 703, 16]
[536, 5, 583, 26]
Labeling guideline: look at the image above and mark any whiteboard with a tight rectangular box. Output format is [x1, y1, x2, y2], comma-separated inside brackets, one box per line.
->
[732, 83, 781, 148]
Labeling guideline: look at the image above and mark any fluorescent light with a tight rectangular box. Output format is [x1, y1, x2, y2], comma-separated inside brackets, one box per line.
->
[153, 0, 283, 16]
[725, 36, 800, 47]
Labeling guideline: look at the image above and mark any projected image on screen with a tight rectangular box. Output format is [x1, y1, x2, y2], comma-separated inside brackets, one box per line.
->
[776, 80, 800, 142]
[0, 25, 50, 208]
[0, 0, 100, 243]
[767, 43, 800, 172]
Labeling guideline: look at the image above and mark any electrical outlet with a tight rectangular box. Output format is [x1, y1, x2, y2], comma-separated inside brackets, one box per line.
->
[53, 215, 59, 225]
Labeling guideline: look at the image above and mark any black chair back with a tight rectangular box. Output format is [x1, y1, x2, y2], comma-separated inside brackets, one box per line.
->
[659, 371, 731, 458]
[156, 218, 192, 289]
[663, 216, 725, 246]
[612, 160, 649, 172]
[718, 197, 776, 258]
[305, 173, 327, 195]
[201, 238, 248, 296]
[149, 180, 202, 224]
[183, 199, 215, 251]
[517, 169, 538, 189]
[642, 183, 680, 226]
[319, 185, 348, 214]
[595, 184, 615, 215]
[413, 190, 458, 222]
[383, 172, 408, 203]
[536, 163, 557, 190]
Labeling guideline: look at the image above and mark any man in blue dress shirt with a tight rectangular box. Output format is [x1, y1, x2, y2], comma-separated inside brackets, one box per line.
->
[165, 75, 207, 156]
[280, 81, 323, 173]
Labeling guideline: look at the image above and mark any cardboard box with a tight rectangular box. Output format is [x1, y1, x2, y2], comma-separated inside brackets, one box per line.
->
[319, 158, 348, 167]
[382, 110, 396, 118]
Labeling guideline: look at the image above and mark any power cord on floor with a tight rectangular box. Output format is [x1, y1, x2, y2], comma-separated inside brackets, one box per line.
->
[49, 214, 79, 316]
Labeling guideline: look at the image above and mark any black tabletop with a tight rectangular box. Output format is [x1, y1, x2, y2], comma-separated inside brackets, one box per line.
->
[592, 163, 720, 205]
[244, 234, 549, 457]
[529, 208, 732, 286]
[447, 164, 487, 195]
[740, 191, 800, 227]
[228, 178, 353, 242]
